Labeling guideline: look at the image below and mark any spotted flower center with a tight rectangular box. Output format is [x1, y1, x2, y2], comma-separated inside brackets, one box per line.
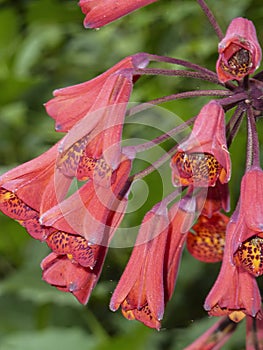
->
[121, 299, 160, 329]
[0, 188, 35, 220]
[234, 236, 263, 277]
[56, 136, 112, 184]
[77, 155, 112, 182]
[171, 152, 224, 187]
[186, 213, 227, 262]
[56, 135, 89, 177]
[222, 47, 252, 78]
[46, 231, 97, 268]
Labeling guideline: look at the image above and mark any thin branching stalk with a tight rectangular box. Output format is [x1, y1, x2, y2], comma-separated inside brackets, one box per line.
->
[132, 143, 178, 181]
[226, 104, 245, 147]
[247, 105, 260, 168]
[123, 116, 196, 154]
[148, 53, 218, 77]
[134, 68, 220, 84]
[197, 0, 224, 40]
[126, 89, 232, 117]
[219, 92, 248, 110]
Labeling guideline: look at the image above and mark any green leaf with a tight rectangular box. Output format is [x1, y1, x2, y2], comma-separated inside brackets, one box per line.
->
[0, 328, 98, 350]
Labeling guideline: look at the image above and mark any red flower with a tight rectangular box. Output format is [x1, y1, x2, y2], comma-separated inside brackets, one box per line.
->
[41, 246, 107, 304]
[45, 54, 148, 172]
[0, 143, 71, 240]
[231, 167, 263, 277]
[78, 0, 157, 28]
[204, 220, 262, 321]
[216, 17, 262, 83]
[205, 169, 263, 320]
[110, 195, 196, 329]
[40, 157, 132, 303]
[45, 54, 148, 132]
[171, 101, 231, 187]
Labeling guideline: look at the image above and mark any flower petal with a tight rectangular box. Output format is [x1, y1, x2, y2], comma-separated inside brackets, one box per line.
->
[78, 0, 157, 28]
[45, 54, 149, 132]
[216, 17, 262, 82]
[171, 101, 231, 187]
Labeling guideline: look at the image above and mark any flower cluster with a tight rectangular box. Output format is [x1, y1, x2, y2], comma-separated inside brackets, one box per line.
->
[1, 0, 263, 348]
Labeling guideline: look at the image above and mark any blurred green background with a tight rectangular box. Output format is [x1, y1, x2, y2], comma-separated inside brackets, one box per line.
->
[0, 0, 263, 349]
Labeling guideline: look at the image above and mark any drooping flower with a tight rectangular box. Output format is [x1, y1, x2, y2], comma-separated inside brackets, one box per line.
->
[45, 54, 149, 172]
[171, 100, 231, 187]
[2, 0, 263, 346]
[45, 54, 148, 132]
[110, 195, 196, 329]
[0, 143, 71, 240]
[78, 0, 157, 28]
[204, 219, 262, 322]
[216, 17, 262, 83]
[40, 156, 132, 303]
[110, 204, 170, 330]
[231, 167, 263, 277]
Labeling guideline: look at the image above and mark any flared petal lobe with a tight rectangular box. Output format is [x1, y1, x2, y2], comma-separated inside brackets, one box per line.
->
[45, 54, 149, 132]
[45, 54, 149, 172]
[0, 142, 71, 240]
[0, 143, 69, 212]
[217, 17, 262, 82]
[79, 0, 157, 28]
[110, 195, 196, 329]
[171, 101, 231, 187]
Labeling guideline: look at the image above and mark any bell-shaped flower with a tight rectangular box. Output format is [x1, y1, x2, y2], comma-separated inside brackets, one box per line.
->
[45, 54, 148, 173]
[40, 157, 132, 303]
[78, 0, 157, 28]
[0, 142, 71, 240]
[204, 220, 262, 321]
[171, 101, 231, 187]
[110, 195, 196, 329]
[216, 17, 262, 83]
[231, 167, 263, 277]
